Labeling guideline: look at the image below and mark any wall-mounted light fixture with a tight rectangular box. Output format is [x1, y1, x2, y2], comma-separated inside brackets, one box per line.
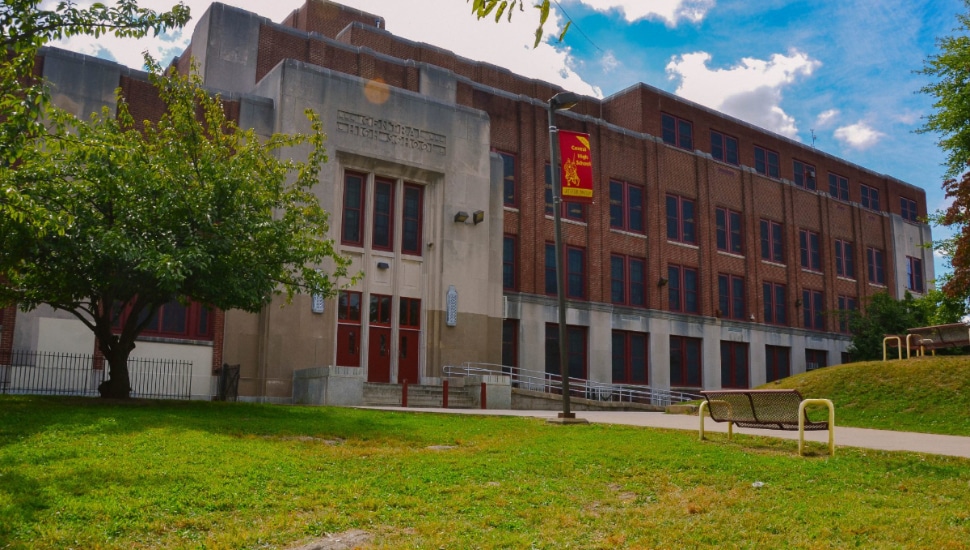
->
[749, 314, 756, 321]
[454, 211, 469, 223]
[472, 210, 485, 224]
[377, 262, 390, 270]
[657, 277, 668, 287]
[794, 298, 803, 308]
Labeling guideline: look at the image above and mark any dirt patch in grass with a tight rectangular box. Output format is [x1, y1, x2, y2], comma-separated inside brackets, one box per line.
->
[288, 529, 372, 550]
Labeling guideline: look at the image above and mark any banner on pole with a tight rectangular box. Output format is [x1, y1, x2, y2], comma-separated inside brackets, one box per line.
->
[558, 130, 593, 203]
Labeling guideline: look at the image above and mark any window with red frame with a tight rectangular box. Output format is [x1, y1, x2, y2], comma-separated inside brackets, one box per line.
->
[496, 150, 517, 207]
[503, 234, 517, 291]
[341, 172, 365, 246]
[336, 291, 362, 367]
[544, 164, 585, 221]
[666, 194, 696, 244]
[502, 319, 518, 370]
[760, 219, 784, 263]
[716, 207, 743, 254]
[906, 256, 924, 292]
[612, 330, 648, 384]
[793, 160, 816, 190]
[718, 273, 745, 320]
[900, 197, 918, 222]
[545, 323, 587, 379]
[802, 289, 824, 330]
[763, 282, 787, 325]
[754, 146, 780, 177]
[867, 247, 886, 285]
[668, 264, 699, 314]
[371, 179, 394, 250]
[799, 229, 821, 271]
[835, 239, 855, 278]
[369, 293, 392, 326]
[399, 297, 420, 328]
[828, 173, 849, 200]
[711, 130, 739, 165]
[860, 184, 880, 210]
[609, 180, 645, 233]
[766, 345, 791, 381]
[805, 348, 827, 371]
[837, 295, 857, 333]
[401, 184, 423, 255]
[662, 113, 693, 150]
[670, 335, 702, 387]
[720, 341, 749, 388]
[611, 255, 645, 307]
[545, 243, 586, 299]
[113, 299, 212, 341]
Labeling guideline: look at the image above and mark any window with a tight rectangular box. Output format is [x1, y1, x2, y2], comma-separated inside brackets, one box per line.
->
[662, 113, 693, 150]
[668, 264, 699, 314]
[802, 289, 824, 330]
[545, 243, 586, 299]
[503, 234, 517, 291]
[545, 324, 588, 379]
[399, 297, 421, 328]
[711, 130, 739, 165]
[544, 164, 585, 221]
[766, 345, 791, 382]
[341, 172, 365, 246]
[763, 282, 787, 325]
[901, 197, 919, 222]
[754, 146, 780, 178]
[372, 178, 394, 250]
[497, 150, 517, 207]
[906, 256, 924, 293]
[805, 349, 827, 371]
[716, 207, 743, 254]
[666, 194, 696, 244]
[670, 335, 702, 387]
[837, 295, 857, 333]
[612, 331, 648, 384]
[718, 273, 745, 320]
[835, 239, 855, 278]
[611, 255, 646, 307]
[369, 293, 392, 326]
[720, 341, 749, 388]
[860, 184, 880, 211]
[799, 229, 821, 271]
[401, 184, 423, 255]
[793, 160, 816, 190]
[867, 247, 886, 285]
[502, 319, 518, 370]
[828, 173, 849, 200]
[609, 180, 645, 233]
[760, 219, 784, 263]
[118, 299, 212, 341]
[336, 291, 362, 367]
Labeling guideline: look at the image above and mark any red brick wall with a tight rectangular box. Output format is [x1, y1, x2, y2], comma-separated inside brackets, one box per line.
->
[282, 0, 383, 38]
[0, 306, 16, 363]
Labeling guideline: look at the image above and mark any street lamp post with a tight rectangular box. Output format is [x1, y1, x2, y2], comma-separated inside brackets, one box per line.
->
[548, 91, 581, 420]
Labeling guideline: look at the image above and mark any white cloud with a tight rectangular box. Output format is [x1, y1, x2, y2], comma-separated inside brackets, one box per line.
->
[833, 121, 885, 150]
[44, 0, 601, 98]
[600, 51, 620, 73]
[578, 0, 716, 26]
[814, 109, 839, 128]
[665, 50, 820, 139]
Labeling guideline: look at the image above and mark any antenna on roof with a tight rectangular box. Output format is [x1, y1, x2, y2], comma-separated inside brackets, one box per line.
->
[810, 129, 817, 149]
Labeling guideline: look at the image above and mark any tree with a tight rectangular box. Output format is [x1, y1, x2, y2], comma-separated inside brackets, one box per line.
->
[467, 0, 570, 48]
[919, 0, 970, 300]
[1, 0, 190, 228]
[846, 290, 968, 361]
[0, 60, 354, 398]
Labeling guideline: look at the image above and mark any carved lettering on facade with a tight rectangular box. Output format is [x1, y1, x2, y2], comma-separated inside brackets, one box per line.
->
[336, 110, 447, 155]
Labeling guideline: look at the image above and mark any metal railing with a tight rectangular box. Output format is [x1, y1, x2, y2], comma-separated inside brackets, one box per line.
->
[443, 362, 701, 407]
[0, 349, 192, 399]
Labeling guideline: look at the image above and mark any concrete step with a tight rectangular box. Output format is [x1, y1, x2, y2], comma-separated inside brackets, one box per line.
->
[362, 382, 476, 409]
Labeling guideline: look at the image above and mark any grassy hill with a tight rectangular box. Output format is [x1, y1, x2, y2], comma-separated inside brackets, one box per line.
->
[761, 355, 970, 436]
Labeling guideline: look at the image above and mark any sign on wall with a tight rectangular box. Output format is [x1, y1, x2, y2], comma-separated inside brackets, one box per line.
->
[558, 130, 593, 203]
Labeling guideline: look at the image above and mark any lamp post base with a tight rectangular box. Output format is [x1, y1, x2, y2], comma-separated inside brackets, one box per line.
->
[547, 413, 589, 425]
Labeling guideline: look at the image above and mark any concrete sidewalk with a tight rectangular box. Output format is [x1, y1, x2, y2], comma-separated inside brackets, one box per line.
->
[368, 407, 970, 459]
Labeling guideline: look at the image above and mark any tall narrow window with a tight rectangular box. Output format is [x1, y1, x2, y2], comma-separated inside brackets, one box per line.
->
[837, 295, 857, 333]
[668, 264, 699, 314]
[860, 184, 880, 210]
[545, 324, 588, 379]
[497, 151, 517, 207]
[906, 256, 924, 292]
[662, 113, 693, 150]
[718, 273, 745, 320]
[763, 282, 787, 325]
[666, 194, 696, 244]
[720, 341, 749, 388]
[545, 243, 586, 299]
[828, 173, 849, 200]
[341, 172, 365, 246]
[502, 319, 519, 370]
[401, 184, 423, 255]
[766, 345, 791, 382]
[612, 330, 648, 384]
[609, 180, 645, 233]
[835, 239, 855, 278]
[372, 179, 394, 250]
[670, 335, 702, 387]
[867, 247, 886, 285]
[793, 160, 816, 190]
[900, 197, 918, 222]
[802, 289, 824, 330]
[716, 207, 743, 254]
[612, 255, 646, 307]
[336, 291, 362, 367]
[503, 234, 517, 291]
[799, 229, 821, 271]
[754, 146, 780, 177]
[711, 130, 739, 165]
[760, 219, 784, 263]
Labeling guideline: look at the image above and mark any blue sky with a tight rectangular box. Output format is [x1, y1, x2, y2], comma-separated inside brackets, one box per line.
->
[49, 0, 967, 280]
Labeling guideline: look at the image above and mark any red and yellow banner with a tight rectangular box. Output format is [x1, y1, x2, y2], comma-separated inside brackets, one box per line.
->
[558, 130, 593, 203]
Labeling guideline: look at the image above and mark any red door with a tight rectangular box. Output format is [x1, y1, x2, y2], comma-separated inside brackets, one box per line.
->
[367, 327, 391, 383]
[397, 329, 419, 383]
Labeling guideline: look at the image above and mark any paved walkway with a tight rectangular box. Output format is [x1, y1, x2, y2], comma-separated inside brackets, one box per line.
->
[368, 407, 970, 459]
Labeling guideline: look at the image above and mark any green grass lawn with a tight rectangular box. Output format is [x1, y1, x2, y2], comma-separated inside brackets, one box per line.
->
[763, 356, 970, 436]
[1, 396, 969, 549]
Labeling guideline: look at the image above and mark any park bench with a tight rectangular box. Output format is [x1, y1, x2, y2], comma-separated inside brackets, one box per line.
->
[882, 322, 970, 360]
[698, 389, 835, 456]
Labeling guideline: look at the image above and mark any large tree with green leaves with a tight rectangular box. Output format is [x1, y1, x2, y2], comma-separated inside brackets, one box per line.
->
[919, 0, 970, 300]
[1, 0, 189, 229]
[0, 60, 354, 398]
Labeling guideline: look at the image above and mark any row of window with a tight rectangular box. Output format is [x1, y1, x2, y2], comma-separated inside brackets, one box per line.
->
[112, 300, 213, 341]
[504, 319, 831, 388]
[341, 172, 424, 255]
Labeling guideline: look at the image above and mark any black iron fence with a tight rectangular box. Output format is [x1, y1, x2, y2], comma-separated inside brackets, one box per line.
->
[0, 349, 192, 399]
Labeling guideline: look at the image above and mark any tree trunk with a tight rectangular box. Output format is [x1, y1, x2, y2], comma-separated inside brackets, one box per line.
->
[98, 344, 133, 399]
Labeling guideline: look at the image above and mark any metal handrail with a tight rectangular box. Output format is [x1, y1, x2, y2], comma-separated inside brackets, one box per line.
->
[442, 362, 701, 407]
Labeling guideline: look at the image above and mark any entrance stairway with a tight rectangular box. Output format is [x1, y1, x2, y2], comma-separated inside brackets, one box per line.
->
[362, 382, 476, 409]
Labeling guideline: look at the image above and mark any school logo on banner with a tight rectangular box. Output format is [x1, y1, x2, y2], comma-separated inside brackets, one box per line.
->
[558, 130, 593, 203]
